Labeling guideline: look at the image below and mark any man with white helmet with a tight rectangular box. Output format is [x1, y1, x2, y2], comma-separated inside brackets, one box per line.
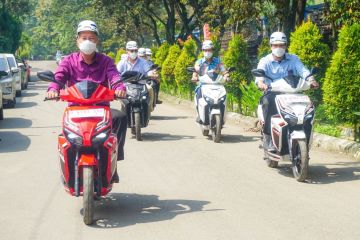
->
[47, 20, 127, 182]
[192, 40, 228, 123]
[138, 48, 146, 59]
[145, 48, 153, 62]
[117, 41, 160, 106]
[256, 31, 319, 152]
[117, 41, 151, 75]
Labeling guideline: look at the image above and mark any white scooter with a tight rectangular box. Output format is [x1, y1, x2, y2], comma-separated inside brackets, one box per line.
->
[252, 68, 317, 182]
[187, 67, 234, 143]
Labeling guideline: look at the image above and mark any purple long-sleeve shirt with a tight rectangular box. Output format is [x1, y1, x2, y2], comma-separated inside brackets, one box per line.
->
[48, 52, 125, 92]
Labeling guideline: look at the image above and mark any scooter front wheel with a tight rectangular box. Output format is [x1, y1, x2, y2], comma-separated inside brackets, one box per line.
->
[212, 115, 221, 143]
[134, 112, 142, 141]
[292, 139, 309, 182]
[83, 166, 94, 225]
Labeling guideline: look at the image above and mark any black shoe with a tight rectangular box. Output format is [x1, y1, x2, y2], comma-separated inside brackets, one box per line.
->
[156, 99, 163, 104]
[196, 116, 203, 124]
[111, 170, 119, 183]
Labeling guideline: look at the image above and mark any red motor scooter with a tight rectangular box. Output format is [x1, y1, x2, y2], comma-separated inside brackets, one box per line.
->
[38, 71, 119, 225]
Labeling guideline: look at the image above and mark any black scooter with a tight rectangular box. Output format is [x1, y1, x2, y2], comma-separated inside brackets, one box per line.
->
[121, 71, 152, 141]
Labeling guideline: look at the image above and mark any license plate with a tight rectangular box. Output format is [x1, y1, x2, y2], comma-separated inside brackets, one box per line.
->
[68, 109, 105, 118]
[279, 95, 310, 103]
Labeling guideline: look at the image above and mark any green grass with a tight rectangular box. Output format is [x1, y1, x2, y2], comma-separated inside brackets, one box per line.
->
[314, 123, 342, 138]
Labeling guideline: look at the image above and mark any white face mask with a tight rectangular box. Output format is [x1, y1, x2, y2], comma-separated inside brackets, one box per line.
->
[204, 51, 213, 59]
[272, 47, 286, 58]
[79, 40, 97, 55]
[128, 52, 138, 60]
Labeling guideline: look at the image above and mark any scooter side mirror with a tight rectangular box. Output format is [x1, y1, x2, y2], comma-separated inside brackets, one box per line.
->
[227, 67, 236, 72]
[37, 70, 55, 82]
[310, 67, 318, 75]
[187, 67, 196, 73]
[251, 69, 266, 77]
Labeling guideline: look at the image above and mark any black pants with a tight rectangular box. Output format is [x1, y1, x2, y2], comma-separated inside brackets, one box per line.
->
[152, 80, 160, 101]
[261, 92, 278, 135]
[111, 109, 127, 160]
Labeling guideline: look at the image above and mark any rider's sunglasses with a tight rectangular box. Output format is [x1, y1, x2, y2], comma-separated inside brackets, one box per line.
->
[128, 50, 138, 53]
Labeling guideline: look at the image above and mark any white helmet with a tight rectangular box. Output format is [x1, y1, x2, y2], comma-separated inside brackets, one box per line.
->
[145, 48, 152, 56]
[126, 41, 138, 50]
[269, 32, 287, 45]
[138, 47, 146, 56]
[202, 40, 213, 50]
[77, 20, 99, 35]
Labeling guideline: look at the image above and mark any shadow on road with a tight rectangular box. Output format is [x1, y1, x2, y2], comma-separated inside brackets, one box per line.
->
[275, 161, 360, 184]
[0, 131, 31, 153]
[140, 132, 195, 141]
[0, 117, 32, 129]
[221, 134, 261, 143]
[13, 101, 38, 109]
[19, 92, 39, 98]
[85, 193, 215, 228]
[150, 115, 189, 121]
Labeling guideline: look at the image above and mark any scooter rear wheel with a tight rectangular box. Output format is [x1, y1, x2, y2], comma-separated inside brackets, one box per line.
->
[292, 139, 309, 182]
[83, 166, 94, 225]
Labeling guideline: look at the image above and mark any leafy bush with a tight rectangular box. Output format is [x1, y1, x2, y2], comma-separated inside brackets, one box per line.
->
[257, 37, 271, 60]
[154, 42, 170, 67]
[150, 46, 158, 63]
[174, 38, 197, 98]
[223, 34, 251, 113]
[323, 23, 360, 125]
[107, 52, 116, 61]
[115, 48, 126, 64]
[288, 21, 330, 105]
[239, 82, 262, 117]
[161, 44, 181, 92]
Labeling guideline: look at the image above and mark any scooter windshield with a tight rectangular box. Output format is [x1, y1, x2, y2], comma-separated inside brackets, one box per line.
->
[75, 81, 99, 99]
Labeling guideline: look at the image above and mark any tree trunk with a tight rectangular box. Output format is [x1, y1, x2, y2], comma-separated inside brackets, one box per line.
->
[295, 0, 307, 26]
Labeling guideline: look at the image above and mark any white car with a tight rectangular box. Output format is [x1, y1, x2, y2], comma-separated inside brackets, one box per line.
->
[5, 54, 22, 97]
[0, 54, 17, 109]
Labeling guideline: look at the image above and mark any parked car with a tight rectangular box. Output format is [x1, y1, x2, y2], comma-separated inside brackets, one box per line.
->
[0, 80, 3, 120]
[17, 58, 30, 89]
[0, 54, 17, 108]
[5, 54, 22, 96]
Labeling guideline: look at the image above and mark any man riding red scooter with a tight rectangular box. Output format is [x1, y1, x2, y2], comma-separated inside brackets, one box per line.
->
[43, 20, 127, 225]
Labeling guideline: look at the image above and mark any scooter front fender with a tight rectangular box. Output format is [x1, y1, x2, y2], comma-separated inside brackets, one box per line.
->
[210, 108, 221, 115]
[78, 153, 97, 166]
[290, 130, 306, 140]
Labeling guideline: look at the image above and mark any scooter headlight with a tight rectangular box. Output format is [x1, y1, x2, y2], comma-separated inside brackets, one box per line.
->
[92, 129, 110, 146]
[281, 111, 298, 126]
[64, 129, 83, 146]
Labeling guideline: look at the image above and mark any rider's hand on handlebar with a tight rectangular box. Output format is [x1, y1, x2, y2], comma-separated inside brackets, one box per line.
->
[47, 90, 59, 100]
[191, 77, 198, 83]
[308, 76, 319, 89]
[257, 82, 268, 91]
[224, 72, 230, 82]
[115, 89, 127, 99]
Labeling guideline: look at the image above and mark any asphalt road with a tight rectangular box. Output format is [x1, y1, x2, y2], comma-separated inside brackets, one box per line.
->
[1, 61, 360, 240]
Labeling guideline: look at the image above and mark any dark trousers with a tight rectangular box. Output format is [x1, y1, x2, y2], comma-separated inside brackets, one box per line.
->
[111, 109, 127, 160]
[152, 80, 160, 101]
[261, 92, 278, 135]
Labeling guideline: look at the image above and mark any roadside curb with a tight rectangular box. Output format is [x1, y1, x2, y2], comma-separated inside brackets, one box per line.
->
[160, 92, 360, 160]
